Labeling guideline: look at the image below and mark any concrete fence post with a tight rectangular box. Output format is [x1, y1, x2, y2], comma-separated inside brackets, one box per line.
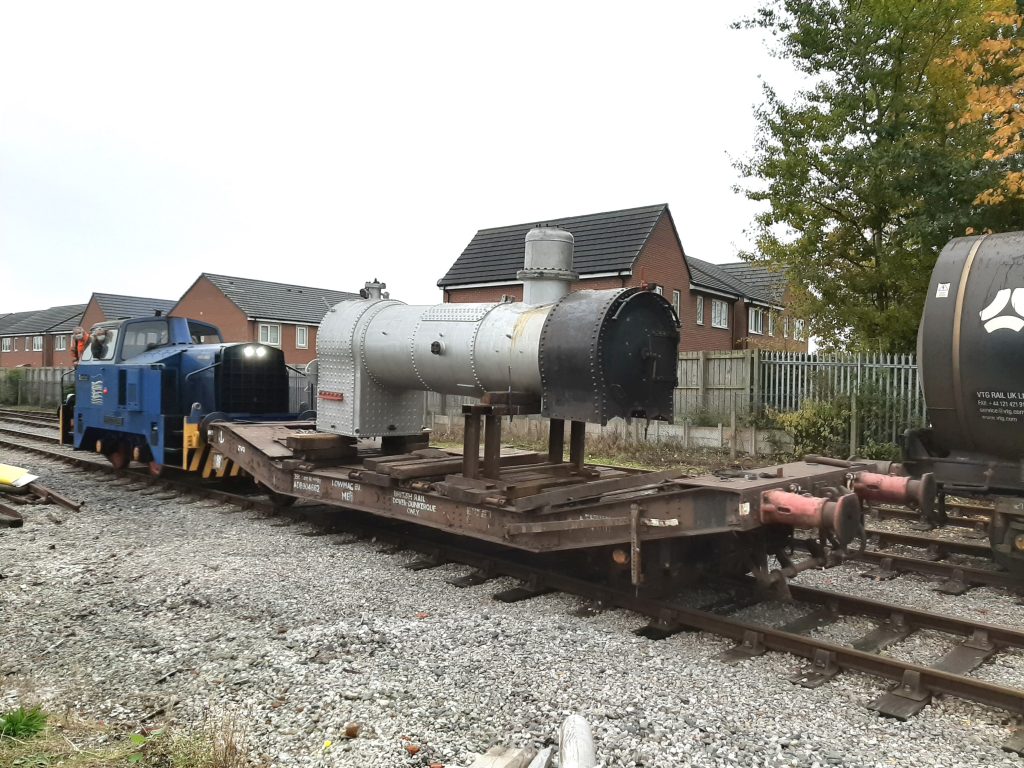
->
[729, 393, 737, 460]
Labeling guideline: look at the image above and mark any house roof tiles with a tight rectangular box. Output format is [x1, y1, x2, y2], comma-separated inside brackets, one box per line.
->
[719, 262, 788, 304]
[93, 293, 176, 321]
[438, 204, 668, 287]
[198, 274, 359, 325]
[1, 305, 87, 335]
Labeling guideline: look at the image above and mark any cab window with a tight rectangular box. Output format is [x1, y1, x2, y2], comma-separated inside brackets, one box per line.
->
[188, 320, 222, 344]
[120, 320, 170, 360]
[81, 328, 119, 361]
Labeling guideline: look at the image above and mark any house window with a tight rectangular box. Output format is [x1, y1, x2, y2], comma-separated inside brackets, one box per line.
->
[672, 290, 681, 318]
[296, 325, 308, 349]
[25, 337, 30, 349]
[711, 299, 729, 329]
[748, 307, 765, 335]
[33, 336, 43, 351]
[696, 296, 704, 325]
[259, 323, 281, 346]
[1, 338, 9, 352]
[768, 313, 776, 337]
[55, 335, 67, 351]
[783, 318, 790, 338]
[794, 319, 805, 341]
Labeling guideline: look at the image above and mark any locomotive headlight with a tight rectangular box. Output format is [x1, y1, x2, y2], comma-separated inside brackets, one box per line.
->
[243, 346, 256, 358]
[1014, 533, 1024, 552]
[256, 346, 267, 358]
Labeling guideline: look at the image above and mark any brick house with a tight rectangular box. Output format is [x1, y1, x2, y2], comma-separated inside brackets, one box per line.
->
[437, 204, 808, 353]
[80, 293, 177, 331]
[719, 262, 808, 350]
[0, 305, 86, 368]
[171, 274, 358, 365]
[0, 293, 178, 368]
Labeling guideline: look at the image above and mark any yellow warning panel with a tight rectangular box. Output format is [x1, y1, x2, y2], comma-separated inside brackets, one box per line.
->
[0, 464, 39, 488]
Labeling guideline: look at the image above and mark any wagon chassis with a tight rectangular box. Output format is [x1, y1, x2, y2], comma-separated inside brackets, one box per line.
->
[205, 409, 869, 563]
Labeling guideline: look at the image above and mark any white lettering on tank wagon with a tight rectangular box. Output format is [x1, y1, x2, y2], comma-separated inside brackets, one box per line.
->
[331, 478, 360, 503]
[392, 490, 437, 517]
[293, 473, 322, 494]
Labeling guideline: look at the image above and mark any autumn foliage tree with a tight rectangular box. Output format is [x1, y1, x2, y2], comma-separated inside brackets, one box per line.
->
[955, 4, 1024, 207]
[737, 0, 1024, 352]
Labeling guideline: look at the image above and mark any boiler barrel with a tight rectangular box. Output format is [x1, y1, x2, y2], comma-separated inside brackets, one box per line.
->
[316, 287, 680, 437]
[919, 231, 1024, 460]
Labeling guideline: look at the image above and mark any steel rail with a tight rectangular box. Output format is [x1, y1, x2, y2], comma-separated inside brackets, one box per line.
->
[0, 426, 60, 444]
[0, 415, 61, 430]
[869, 504, 990, 530]
[865, 526, 992, 558]
[0, 434, 278, 513]
[0, 408, 57, 420]
[848, 549, 1022, 591]
[406, 537, 1024, 715]
[783, 582, 1024, 647]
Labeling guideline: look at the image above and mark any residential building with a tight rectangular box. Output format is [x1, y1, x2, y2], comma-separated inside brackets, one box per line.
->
[0, 305, 86, 368]
[80, 293, 177, 329]
[0, 293, 177, 368]
[437, 204, 808, 353]
[171, 274, 358, 364]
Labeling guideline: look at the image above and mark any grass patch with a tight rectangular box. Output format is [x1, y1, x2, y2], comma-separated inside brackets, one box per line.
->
[0, 706, 47, 740]
[0, 710, 255, 768]
[431, 426, 778, 473]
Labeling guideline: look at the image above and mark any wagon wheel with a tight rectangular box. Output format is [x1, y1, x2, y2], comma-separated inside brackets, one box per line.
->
[108, 441, 131, 470]
[266, 488, 297, 507]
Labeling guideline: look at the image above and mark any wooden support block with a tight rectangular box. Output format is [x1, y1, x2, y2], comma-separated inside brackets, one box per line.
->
[285, 432, 355, 450]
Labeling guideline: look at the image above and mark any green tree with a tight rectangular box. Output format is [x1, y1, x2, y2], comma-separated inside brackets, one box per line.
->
[737, 0, 1024, 352]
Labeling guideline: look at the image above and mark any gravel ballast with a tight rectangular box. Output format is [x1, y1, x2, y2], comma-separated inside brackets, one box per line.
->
[1, 445, 1023, 767]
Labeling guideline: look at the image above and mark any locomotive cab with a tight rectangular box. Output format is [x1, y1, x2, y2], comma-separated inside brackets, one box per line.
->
[62, 315, 294, 475]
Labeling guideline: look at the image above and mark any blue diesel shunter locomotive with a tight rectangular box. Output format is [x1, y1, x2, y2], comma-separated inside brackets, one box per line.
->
[60, 315, 295, 475]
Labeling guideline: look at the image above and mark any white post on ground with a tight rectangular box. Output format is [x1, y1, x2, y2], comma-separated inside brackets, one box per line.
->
[559, 714, 597, 768]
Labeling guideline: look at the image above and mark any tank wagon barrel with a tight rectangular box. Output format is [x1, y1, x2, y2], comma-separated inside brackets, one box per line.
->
[905, 230, 1024, 574]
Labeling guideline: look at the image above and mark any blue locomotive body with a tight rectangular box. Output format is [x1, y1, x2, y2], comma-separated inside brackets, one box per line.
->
[62, 315, 296, 472]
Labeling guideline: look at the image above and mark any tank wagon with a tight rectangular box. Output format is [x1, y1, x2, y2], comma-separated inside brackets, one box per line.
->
[202, 228, 925, 589]
[904, 231, 1024, 574]
[60, 315, 298, 476]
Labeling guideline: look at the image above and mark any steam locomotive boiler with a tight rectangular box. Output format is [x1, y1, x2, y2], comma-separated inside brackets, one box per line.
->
[203, 227, 917, 589]
[315, 228, 677, 441]
[904, 231, 1024, 574]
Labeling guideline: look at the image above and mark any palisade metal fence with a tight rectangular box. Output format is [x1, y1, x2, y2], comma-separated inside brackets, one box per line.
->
[758, 351, 926, 443]
[673, 350, 926, 446]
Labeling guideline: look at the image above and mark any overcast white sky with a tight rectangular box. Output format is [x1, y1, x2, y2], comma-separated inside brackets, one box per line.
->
[0, 2, 803, 313]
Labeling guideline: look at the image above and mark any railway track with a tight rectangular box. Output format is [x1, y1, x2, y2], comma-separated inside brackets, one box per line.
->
[0, 430, 1022, 749]
[0, 419, 1012, 592]
[869, 502, 992, 530]
[0, 428, 280, 514]
[0, 409, 60, 429]
[0, 407, 58, 420]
